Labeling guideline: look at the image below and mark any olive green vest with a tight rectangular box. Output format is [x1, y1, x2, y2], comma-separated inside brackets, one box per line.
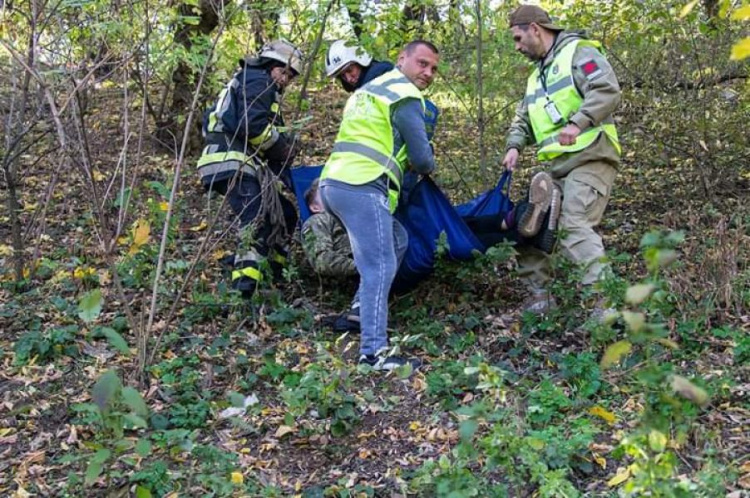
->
[526, 39, 620, 161]
[321, 69, 425, 212]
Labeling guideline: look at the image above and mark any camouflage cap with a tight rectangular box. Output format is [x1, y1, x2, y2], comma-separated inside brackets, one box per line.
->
[509, 5, 564, 32]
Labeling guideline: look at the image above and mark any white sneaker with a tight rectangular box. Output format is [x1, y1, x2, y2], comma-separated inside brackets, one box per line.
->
[358, 353, 422, 372]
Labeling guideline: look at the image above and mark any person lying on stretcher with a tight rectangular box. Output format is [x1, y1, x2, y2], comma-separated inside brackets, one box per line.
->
[301, 173, 561, 329]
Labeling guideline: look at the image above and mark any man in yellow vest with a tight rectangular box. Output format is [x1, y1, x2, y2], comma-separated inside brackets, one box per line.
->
[502, 6, 621, 314]
[319, 40, 439, 371]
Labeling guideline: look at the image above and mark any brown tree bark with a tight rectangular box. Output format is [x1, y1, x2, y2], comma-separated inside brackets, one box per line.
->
[2, 0, 40, 287]
[702, 0, 719, 20]
[701, 0, 720, 30]
[248, 1, 279, 47]
[402, 1, 426, 38]
[343, 0, 364, 40]
[156, 0, 232, 153]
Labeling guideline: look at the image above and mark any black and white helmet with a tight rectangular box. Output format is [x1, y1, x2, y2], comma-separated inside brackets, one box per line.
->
[325, 40, 373, 77]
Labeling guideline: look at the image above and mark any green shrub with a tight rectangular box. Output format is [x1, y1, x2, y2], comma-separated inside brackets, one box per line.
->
[13, 325, 78, 365]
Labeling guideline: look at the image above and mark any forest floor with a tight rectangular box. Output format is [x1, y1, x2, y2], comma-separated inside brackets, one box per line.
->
[1, 84, 749, 497]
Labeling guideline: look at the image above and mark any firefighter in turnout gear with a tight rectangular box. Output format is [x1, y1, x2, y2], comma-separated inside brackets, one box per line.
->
[501, 6, 622, 314]
[197, 40, 305, 295]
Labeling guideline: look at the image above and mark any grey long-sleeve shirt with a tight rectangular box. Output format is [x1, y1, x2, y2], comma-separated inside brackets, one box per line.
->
[392, 98, 435, 175]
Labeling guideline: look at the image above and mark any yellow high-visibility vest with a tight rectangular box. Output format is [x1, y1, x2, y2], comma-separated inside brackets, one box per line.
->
[321, 69, 425, 212]
[526, 39, 620, 161]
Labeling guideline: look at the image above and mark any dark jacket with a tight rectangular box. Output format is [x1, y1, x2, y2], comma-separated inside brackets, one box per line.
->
[202, 59, 292, 178]
[341, 60, 395, 93]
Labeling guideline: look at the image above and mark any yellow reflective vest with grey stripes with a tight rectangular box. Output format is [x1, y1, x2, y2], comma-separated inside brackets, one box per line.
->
[321, 69, 425, 212]
[526, 39, 620, 161]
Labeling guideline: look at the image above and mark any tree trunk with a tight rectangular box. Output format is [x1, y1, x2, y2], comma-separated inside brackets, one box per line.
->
[2, 0, 39, 287]
[448, 0, 466, 43]
[248, 0, 279, 44]
[402, 2, 426, 38]
[701, 0, 719, 30]
[296, 0, 335, 114]
[156, 0, 231, 153]
[475, 0, 486, 176]
[702, 0, 719, 19]
[251, 10, 265, 47]
[344, 0, 364, 40]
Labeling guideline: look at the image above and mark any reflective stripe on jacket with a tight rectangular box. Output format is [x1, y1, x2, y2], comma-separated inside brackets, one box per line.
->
[321, 69, 424, 212]
[526, 39, 620, 161]
[198, 63, 283, 181]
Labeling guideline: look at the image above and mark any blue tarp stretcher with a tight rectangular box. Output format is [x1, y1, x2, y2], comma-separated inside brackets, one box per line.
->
[290, 165, 513, 289]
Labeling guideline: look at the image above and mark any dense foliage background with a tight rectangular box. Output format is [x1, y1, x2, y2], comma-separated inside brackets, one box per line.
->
[1, 0, 749, 496]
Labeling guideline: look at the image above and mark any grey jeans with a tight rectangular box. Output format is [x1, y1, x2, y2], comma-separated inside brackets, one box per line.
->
[320, 180, 408, 356]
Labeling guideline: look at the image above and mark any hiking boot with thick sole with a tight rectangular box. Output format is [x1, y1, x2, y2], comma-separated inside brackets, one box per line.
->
[534, 184, 562, 254]
[330, 302, 360, 332]
[518, 172, 554, 238]
[332, 314, 360, 332]
[346, 303, 360, 323]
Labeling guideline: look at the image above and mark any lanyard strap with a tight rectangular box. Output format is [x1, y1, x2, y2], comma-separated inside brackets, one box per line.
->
[537, 33, 560, 99]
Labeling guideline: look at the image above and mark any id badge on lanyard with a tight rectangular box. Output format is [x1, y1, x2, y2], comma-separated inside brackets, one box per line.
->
[539, 62, 565, 125]
[544, 99, 564, 124]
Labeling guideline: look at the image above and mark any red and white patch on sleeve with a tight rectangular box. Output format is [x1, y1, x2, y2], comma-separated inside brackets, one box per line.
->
[580, 58, 602, 80]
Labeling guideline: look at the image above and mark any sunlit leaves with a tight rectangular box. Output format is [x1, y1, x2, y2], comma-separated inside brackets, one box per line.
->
[640, 231, 683, 274]
[129, 219, 151, 255]
[622, 311, 646, 333]
[670, 375, 710, 406]
[730, 5, 750, 60]
[648, 430, 667, 452]
[78, 289, 103, 323]
[731, 5, 750, 21]
[601, 340, 632, 369]
[730, 37, 750, 61]
[588, 405, 617, 425]
[625, 283, 655, 305]
[607, 466, 631, 487]
[678, 0, 700, 19]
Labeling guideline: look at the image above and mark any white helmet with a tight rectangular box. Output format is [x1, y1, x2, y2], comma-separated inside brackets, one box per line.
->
[325, 40, 373, 77]
[259, 39, 304, 75]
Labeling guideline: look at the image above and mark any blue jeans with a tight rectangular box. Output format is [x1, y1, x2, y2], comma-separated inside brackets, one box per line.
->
[320, 181, 408, 356]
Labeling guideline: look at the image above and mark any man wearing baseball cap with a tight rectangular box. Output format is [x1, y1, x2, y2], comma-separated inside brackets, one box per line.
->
[501, 5, 622, 316]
